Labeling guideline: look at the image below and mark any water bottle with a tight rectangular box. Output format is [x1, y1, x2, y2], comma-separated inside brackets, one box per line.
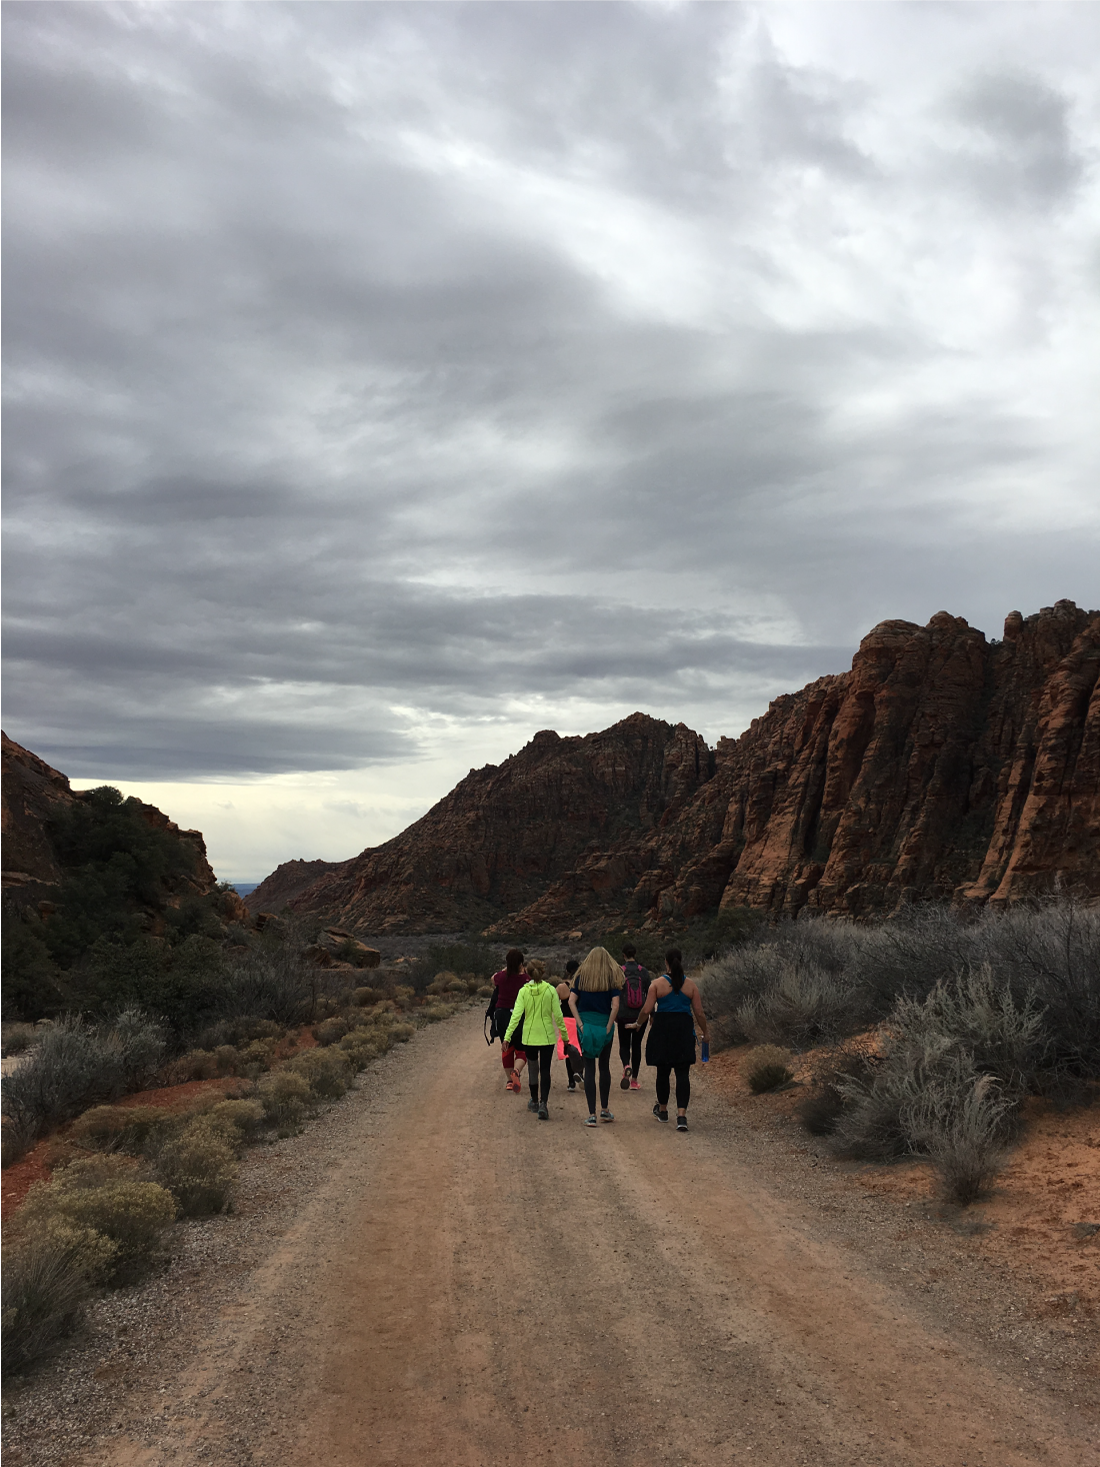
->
[701, 1039, 710, 1063]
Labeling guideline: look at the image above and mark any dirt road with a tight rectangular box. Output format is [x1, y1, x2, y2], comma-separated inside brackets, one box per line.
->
[67, 1012, 1097, 1465]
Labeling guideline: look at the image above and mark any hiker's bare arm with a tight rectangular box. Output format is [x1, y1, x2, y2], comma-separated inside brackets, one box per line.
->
[688, 982, 709, 1039]
[608, 994, 619, 1030]
[627, 982, 662, 1029]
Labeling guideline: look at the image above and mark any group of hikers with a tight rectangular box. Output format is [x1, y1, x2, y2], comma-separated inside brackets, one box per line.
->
[485, 943, 709, 1132]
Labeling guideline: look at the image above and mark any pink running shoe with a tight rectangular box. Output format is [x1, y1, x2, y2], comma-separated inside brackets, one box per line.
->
[630, 1079, 641, 1090]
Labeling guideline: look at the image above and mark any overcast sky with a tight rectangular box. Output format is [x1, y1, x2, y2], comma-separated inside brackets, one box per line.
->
[4, 2, 1098, 881]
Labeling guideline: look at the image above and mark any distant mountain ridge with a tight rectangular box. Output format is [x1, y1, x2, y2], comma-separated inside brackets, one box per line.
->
[271, 601, 1100, 933]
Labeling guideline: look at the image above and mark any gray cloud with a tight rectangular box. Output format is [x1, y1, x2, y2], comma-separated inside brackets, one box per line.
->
[3, 1, 1097, 788]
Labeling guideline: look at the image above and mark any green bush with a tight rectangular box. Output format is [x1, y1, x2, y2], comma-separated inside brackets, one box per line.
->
[312, 1016, 349, 1047]
[744, 1045, 794, 1094]
[152, 1118, 238, 1215]
[20, 1156, 177, 1279]
[256, 1070, 311, 1131]
[1, 1229, 96, 1377]
[286, 1048, 353, 1099]
[338, 1031, 381, 1070]
[70, 1104, 178, 1156]
[206, 1098, 265, 1144]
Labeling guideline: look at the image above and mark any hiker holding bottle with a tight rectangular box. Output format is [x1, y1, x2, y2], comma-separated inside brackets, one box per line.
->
[616, 942, 651, 1090]
[556, 958, 583, 1091]
[628, 947, 708, 1132]
[568, 948, 622, 1126]
[503, 966, 568, 1120]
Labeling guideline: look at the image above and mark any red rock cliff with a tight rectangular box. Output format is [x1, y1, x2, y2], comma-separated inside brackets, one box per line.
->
[279, 602, 1100, 932]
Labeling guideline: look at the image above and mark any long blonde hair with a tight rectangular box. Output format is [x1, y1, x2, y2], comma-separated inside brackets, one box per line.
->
[573, 947, 620, 993]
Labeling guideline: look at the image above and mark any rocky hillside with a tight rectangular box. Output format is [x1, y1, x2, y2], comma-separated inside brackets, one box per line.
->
[279, 601, 1099, 933]
[244, 858, 341, 914]
[2, 733, 219, 910]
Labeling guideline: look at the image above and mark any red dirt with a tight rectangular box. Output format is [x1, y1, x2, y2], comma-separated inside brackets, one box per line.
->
[0, 1143, 54, 1220]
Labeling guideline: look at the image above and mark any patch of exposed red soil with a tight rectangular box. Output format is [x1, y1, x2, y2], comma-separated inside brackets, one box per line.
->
[1, 1143, 54, 1220]
[707, 1046, 1100, 1320]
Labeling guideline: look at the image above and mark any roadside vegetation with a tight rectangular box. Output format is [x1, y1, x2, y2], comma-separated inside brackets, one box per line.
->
[698, 901, 1100, 1207]
[1, 959, 478, 1378]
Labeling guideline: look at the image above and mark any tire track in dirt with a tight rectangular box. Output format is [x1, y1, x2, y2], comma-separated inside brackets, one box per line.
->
[75, 1011, 1094, 1466]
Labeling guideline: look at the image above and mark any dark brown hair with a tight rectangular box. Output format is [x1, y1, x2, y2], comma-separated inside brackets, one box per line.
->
[505, 948, 525, 976]
[622, 942, 637, 958]
[665, 947, 685, 992]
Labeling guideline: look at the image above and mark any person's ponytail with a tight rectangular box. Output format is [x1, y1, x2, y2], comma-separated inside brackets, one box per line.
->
[665, 947, 685, 992]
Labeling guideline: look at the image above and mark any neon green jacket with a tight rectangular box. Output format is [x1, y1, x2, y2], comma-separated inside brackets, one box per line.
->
[504, 980, 568, 1048]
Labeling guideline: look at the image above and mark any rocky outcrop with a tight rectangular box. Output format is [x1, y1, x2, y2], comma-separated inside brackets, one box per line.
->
[243, 858, 341, 913]
[285, 714, 712, 933]
[278, 603, 1100, 933]
[1, 732, 218, 909]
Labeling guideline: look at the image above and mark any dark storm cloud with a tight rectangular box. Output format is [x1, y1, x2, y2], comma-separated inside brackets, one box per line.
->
[3, 2, 1097, 782]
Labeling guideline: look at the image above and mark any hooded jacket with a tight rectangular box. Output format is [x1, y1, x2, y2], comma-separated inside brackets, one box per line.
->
[503, 980, 568, 1049]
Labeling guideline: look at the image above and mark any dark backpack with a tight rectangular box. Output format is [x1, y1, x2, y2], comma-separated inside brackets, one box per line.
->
[622, 962, 648, 1010]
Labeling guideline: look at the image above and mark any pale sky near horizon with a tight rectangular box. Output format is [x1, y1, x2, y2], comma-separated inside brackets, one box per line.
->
[4, 2, 1098, 881]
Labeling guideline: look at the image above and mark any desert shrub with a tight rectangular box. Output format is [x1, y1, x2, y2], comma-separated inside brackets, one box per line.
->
[796, 1049, 881, 1137]
[70, 1104, 178, 1156]
[392, 985, 415, 1007]
[890, 964, 1043, 1096]
[238, 1037, 277, 1073]
[218, 944, 315, 1027]
[256, 1070, 311, 1131]
[744, 1045, 794, 1094]
[476, 985, 493, 999]
[338, 1029, 383, 1069]
[20, 1156, 177, 1278]
[286, 1048, 353, 1100]
[905, 1068, 1013, 1205]
[406, 942, 496, 993]
[353, 986, 380, 1006]
[1, 1230, 96, 1377]
[422, 1004, 451, 1023]
[206, 1098, 265, 1144]
[1, 1024, 40, 1058]
[736, 960, 859, 1048]
[212, 1044, 241, 1076]
[312, 1016, 349, 1047]
[426, 971, 457, 997]
[179, 1048, 218, 1081]
[2, 1010, 165, 1153]
[152, 1118, 238, 1215]
[390, 1022, 414, 1043]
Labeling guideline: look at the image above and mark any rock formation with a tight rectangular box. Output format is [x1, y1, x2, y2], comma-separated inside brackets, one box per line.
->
[1, 732, 219, 910]
[244, 858, 341, 914]
[279, 602, 1099, 932]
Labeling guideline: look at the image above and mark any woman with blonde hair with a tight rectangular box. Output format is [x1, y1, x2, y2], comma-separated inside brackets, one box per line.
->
[568, 947, 622, 1126]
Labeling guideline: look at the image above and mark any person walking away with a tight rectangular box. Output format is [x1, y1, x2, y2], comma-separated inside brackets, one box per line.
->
[568, 948, 621, 1126]
[503, 967, 568, 1120]
[629, 947, 708, 1132]
[556, 959, 583, 1091]
[617, 943, 651, 1090]
[490, 949, 529, 1093]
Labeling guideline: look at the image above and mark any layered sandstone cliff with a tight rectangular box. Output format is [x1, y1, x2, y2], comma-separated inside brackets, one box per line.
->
[274, 601, 1100, 932]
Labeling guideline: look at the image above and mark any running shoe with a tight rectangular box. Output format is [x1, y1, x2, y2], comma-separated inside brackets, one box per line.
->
[527, 1098, 539, 1112]
[585, 1115, 598, 1127]
[653, 1104, 668, 1123]
[600, 1109, 615, 1123]
[620, 1065, 631, 1091]
[629, 1079, 641, 1090]
[538, 1103, 549, 1120]
[676, 1116, 689, 1132]
[566, 1083, 578, 1093]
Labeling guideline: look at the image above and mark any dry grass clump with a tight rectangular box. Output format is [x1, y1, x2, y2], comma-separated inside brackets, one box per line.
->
[257, 1070, 311, 1132]
[1, 1023, 40, 1058]
[69, 1104, 178, 1156]
[2, 1231, 95, 1376]
[312, 1016, 350, 1047]
[286, 1048, 353, 1099]
[152, 1118, 238, 1215]
[796, 1050, 880, 1137]
[744, 1045, 795, 1094]
[19, 1156, 177, 1280]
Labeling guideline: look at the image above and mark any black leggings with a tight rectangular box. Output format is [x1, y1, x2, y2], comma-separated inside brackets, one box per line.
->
[655, 1063, 691, 1111]
[583, 1043, 613, 1113]
[526, 1045, 554, 1104]
[617, 1018, 646, 1076]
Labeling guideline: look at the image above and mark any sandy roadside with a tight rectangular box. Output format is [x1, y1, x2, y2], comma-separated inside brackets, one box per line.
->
[3, 1009, 1096, 1466]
